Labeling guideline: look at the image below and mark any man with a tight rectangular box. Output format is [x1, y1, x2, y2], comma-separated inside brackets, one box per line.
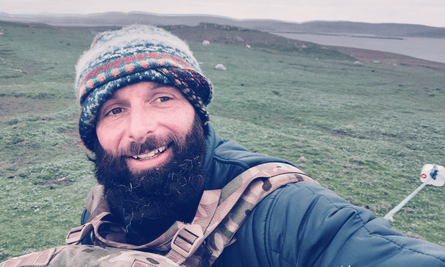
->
[73, 25, 445, 266]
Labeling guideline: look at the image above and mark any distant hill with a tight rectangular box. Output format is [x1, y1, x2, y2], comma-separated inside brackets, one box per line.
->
[0, 11, 444, 38]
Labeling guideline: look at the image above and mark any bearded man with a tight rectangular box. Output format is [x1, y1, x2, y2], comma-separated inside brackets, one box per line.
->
[70, 25, 445, 266]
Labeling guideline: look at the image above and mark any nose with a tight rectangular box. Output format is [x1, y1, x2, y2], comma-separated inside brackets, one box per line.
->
[127, 108, 157, 142]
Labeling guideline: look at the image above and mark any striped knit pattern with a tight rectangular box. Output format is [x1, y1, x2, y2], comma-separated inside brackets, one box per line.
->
[75, 25, 214, 151]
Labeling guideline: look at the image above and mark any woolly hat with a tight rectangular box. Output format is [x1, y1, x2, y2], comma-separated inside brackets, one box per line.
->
[75, 25, 214, 151]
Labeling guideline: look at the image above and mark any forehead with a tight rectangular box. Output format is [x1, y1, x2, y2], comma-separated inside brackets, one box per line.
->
[108, 82, 182, 100]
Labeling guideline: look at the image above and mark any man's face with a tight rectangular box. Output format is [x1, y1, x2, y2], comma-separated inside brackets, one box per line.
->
[93, 82, 206, 243]
[96, 81, 196, 174]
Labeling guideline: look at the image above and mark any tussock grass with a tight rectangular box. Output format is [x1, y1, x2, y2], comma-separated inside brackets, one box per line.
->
[0, 21, 444, 260]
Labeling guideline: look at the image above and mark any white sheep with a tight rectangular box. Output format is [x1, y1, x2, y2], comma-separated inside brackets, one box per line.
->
[215, 64, 227, 71]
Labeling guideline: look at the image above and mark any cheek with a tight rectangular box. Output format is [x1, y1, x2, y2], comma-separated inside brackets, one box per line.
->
[171, 106, 196, 133]
[96, 122, 122, 152]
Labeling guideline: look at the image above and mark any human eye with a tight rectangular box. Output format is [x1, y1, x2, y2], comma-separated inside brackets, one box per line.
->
[155, 96, 172, 103]
[105, 107, 123, 116]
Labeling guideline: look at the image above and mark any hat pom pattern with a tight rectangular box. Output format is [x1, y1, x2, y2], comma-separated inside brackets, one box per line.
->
[74, 25, 213, 151]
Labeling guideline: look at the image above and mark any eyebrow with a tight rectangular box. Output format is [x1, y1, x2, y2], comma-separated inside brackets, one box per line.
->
[107, 83, 170, 100]
[150, 83, 169, 90]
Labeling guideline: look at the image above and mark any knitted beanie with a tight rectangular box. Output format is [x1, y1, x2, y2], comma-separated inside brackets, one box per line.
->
[75, 25, 214, 151]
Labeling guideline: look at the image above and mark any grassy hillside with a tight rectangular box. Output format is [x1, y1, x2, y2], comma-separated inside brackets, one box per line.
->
[0, 21, 444, 261]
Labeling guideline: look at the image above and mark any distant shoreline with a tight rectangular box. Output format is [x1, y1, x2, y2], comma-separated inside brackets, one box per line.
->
[273, 32, 445, 66]
[327, 45, 445, 72]
[271, 32, 405, 40]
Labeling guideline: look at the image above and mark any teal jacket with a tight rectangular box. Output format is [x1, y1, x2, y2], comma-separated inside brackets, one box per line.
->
[82, 123, 445, 266]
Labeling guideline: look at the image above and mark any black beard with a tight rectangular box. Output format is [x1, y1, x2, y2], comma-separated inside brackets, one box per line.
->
[92, 115, 206, 245]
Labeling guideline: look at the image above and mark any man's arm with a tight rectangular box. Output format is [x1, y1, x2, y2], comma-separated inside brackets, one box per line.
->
[219, 182, 445, 267]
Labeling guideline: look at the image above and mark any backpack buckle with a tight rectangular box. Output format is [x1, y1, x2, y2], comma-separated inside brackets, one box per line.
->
[66, 222, 93, 245]
[171, 224, 204, 258]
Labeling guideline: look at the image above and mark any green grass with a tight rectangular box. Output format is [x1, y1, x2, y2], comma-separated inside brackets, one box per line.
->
[1, 21, 444, 260]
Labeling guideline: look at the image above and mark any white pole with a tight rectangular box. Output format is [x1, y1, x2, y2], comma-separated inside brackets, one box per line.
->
[384, 177, 431, 222]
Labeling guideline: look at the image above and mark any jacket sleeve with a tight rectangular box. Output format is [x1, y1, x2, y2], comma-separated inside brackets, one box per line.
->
[219, 182, 445, 267]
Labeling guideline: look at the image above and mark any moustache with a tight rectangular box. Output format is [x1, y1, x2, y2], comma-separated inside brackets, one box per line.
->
[119, 133, 185, 157]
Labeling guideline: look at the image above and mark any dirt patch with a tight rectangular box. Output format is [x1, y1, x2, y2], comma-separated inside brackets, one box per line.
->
[0, 97, 37, 121]
[0, 96, 74, 122]
[37, 177, 73, 189]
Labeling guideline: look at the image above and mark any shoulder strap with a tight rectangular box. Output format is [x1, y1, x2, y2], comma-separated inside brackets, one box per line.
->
[85, 184, 110, 222]
[167, 162, 317, 266]
[66, 162, 317, 266]
[65, 184, 110, 245]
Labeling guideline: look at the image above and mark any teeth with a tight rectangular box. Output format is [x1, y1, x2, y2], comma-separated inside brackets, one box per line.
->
[132, 145, 167, 160]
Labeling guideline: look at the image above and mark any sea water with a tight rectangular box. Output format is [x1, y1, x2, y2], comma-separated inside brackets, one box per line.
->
[272, 32, 445, 64]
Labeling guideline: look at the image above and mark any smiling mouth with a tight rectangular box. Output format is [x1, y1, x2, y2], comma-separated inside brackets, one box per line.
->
[130, 144, 170, 160]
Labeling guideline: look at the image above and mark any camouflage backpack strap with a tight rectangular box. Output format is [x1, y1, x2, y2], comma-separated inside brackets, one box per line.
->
[66, 184, 111, 245]
[66, 185, 158, 249]
[0, 245, 182, 267]
[66, 185, 188, 252]
[65, 162, 316, 266]
[166, 162, 317, 266]
[84, 184, 110, 222]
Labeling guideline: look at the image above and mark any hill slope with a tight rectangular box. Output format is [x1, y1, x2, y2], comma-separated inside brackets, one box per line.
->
[1, 11, 444, 38]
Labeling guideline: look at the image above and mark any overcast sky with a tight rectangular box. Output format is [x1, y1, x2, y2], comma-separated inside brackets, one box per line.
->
[1, 0, 444, 28]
